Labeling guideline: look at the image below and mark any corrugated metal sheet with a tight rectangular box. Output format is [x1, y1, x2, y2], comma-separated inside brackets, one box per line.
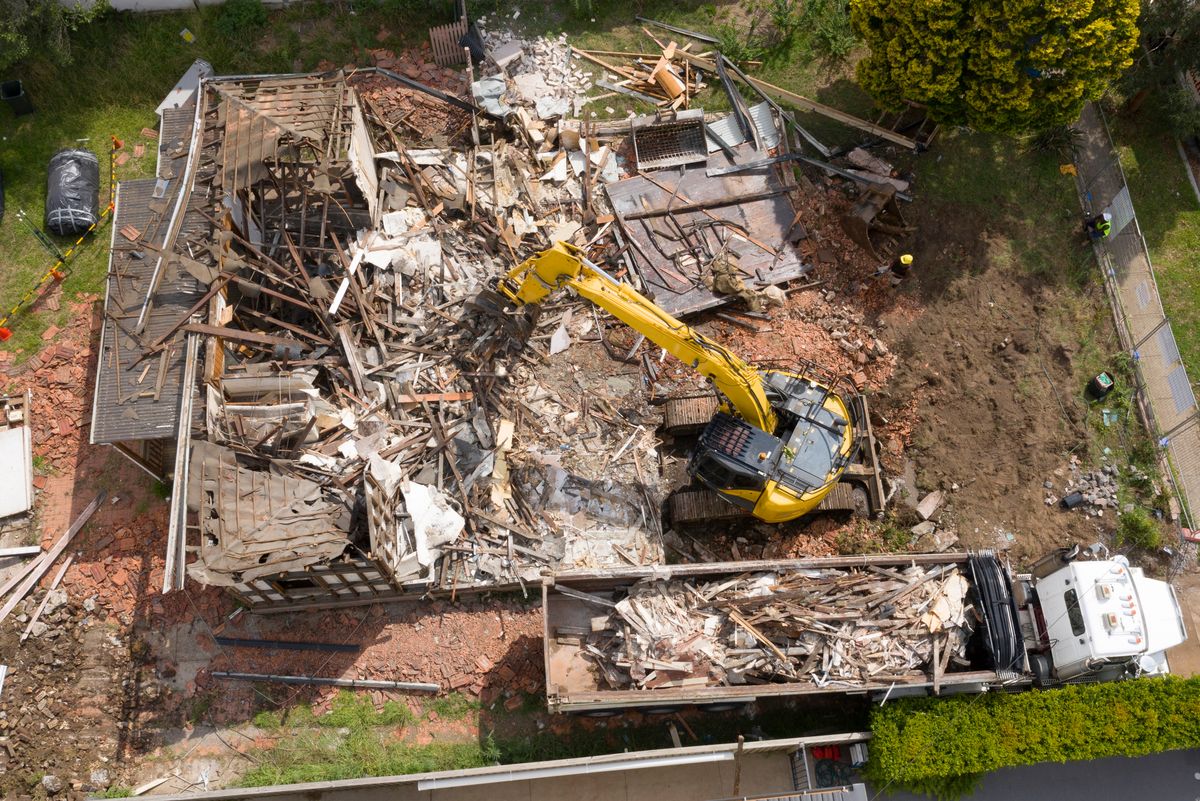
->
[748, 101, 780, 149]
[158, 105, 194, 180]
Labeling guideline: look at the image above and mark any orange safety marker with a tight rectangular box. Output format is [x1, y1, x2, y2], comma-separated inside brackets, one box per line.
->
[0, 141, 120, 343]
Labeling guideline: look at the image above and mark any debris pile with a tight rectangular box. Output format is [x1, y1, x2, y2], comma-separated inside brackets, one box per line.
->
[109, 67, 670, 603]
[570, 44, 707, 110]
[1048, 458, 1121, 517]
[475, 21, 595, 119]
[579, 564, 974, 689]
[85, 9, 938, 607]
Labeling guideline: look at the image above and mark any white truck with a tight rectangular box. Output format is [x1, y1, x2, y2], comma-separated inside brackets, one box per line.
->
[542, 548, 1187, 713]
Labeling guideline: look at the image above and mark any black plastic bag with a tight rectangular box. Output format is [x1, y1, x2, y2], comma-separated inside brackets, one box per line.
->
[45, 148, 99, 236]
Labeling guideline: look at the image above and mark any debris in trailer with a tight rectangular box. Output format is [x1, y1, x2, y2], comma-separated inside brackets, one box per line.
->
[576, 564, 974, 689]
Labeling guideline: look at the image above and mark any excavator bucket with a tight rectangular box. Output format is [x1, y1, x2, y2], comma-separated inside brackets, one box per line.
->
[840, 184, 915, 261]
[463, 287, 539, 341]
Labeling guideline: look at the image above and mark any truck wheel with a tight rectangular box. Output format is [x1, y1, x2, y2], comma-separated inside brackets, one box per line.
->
[699, 702, 749, 714]
[576, 709, 621, 718]
[639, 706, 684, 716]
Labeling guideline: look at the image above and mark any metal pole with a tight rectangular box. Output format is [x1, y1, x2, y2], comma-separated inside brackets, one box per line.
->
[732, 735, 744, 796]
[211, 671, 440, 693]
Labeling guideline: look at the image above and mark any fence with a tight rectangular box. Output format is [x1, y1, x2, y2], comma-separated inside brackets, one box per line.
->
[1072, 102, 1200, 532]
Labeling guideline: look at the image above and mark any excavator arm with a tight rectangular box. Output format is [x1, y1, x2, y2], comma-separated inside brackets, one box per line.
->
[496, 242, 777, 432]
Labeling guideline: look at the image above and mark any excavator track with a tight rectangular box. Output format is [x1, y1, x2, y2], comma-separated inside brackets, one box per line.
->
[669, 482, 865, 524]
[662, 394, 719, 435]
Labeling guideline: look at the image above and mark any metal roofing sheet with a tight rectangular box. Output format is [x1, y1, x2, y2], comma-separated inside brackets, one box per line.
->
[90, 174, 206, 444]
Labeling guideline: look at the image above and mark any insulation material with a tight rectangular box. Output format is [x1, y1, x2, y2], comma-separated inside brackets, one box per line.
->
[401, 480, 465, 565]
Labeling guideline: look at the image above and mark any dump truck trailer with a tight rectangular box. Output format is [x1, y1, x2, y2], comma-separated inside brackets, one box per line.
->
[542, 549, 1187, 713]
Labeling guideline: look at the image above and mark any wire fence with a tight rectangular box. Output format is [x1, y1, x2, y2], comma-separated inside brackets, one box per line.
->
[1072, 102, 1200, 532]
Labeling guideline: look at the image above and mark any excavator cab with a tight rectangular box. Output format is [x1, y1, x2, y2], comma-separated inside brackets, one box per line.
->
[689, 370, 856, 522]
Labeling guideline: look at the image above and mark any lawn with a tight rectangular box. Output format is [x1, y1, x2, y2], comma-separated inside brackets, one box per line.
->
[1108, 92, 1200, 380]
[0, 0, 446, 358]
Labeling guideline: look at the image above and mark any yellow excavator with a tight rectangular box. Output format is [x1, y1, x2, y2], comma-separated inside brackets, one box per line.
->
[482, 241, 883, 524]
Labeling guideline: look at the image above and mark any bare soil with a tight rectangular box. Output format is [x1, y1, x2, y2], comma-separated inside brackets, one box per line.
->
[872, 196, 1113, 564]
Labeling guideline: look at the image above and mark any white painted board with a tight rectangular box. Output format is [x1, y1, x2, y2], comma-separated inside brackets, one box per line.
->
[0, 426, 33, 518]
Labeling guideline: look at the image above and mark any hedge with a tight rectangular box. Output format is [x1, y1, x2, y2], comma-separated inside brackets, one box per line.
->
[868, 677, 1200, 783]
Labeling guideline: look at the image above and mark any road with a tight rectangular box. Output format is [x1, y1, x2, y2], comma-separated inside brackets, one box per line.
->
[871, 748, 1200, 801]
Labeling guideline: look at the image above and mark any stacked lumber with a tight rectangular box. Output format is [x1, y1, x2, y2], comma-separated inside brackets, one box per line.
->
[580, 564, 976, 689]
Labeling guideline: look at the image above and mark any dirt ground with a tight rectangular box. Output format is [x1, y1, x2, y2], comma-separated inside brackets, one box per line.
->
[870, 197, 1114, 565]
[0, 181, 1138, 798]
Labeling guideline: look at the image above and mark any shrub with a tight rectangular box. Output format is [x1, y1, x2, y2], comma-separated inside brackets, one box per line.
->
[796, 0, 856, 62]
[1116, 506, 1161, 550]
[868, 677, 1200, 785]
[214, 0, 268, 40]
[1163, 86, 1200, 139]
[1029, 125, 1084, 160]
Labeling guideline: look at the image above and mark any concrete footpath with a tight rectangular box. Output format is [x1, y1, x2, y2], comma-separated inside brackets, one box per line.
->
[1072, 102, 1200, 526]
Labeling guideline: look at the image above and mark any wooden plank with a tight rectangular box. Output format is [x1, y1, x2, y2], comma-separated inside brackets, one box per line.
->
[394, 392, 475, 404]
[182, 323, 308, 350]
[570, 47, 640, 82]
[868, 564, 953, 611]
[19, 553, 75, 643]
[677, 52, 920, 150]
[728, 608, 792, 668]
[0, 492, 105, 624]
[0, 546, 42, 559]
[931, 633, 941, 695]
[0, 553, 45, 601]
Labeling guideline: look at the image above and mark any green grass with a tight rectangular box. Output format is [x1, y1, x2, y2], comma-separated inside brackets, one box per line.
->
[1109, 93, 1200, 378]
[0, 1, 442, 358]
[317, 690, 416, 729]
[425, 692, 481, 721]
[239, 734, 499, 787]
[919, 131, 1087, 283]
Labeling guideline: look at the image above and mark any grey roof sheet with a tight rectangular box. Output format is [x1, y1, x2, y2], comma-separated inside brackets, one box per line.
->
[91, 112, 209, 445]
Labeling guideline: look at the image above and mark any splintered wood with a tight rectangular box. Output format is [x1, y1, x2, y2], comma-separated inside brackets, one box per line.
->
[572, 44, 706, 109]
[577, 564, 975, 689]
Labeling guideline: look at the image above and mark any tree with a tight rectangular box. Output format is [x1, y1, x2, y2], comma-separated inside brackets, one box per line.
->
[850, 0, 1141, 134]
[1127, 0, 1200, 90]
[0, 0, 107, 74]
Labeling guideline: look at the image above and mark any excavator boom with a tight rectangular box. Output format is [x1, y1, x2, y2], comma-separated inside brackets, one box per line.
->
[497, 242, 776, 432]
[493, 241, 864, 524]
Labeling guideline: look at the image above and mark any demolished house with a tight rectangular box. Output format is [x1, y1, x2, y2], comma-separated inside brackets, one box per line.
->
[88, 27, 923, 610]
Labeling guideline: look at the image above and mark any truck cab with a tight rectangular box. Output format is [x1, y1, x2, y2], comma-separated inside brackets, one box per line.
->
[1022, 555, 1188, 682]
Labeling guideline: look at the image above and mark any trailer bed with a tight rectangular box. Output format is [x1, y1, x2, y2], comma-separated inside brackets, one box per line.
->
[544, 554, 1009, 712]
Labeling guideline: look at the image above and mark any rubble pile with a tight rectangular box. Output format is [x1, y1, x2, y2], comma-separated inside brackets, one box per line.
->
[475, 18, 595, 119]
[580, 564, 974, 689]
[1047, 457, 1121, 517]
[79, 13, 935, 608]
